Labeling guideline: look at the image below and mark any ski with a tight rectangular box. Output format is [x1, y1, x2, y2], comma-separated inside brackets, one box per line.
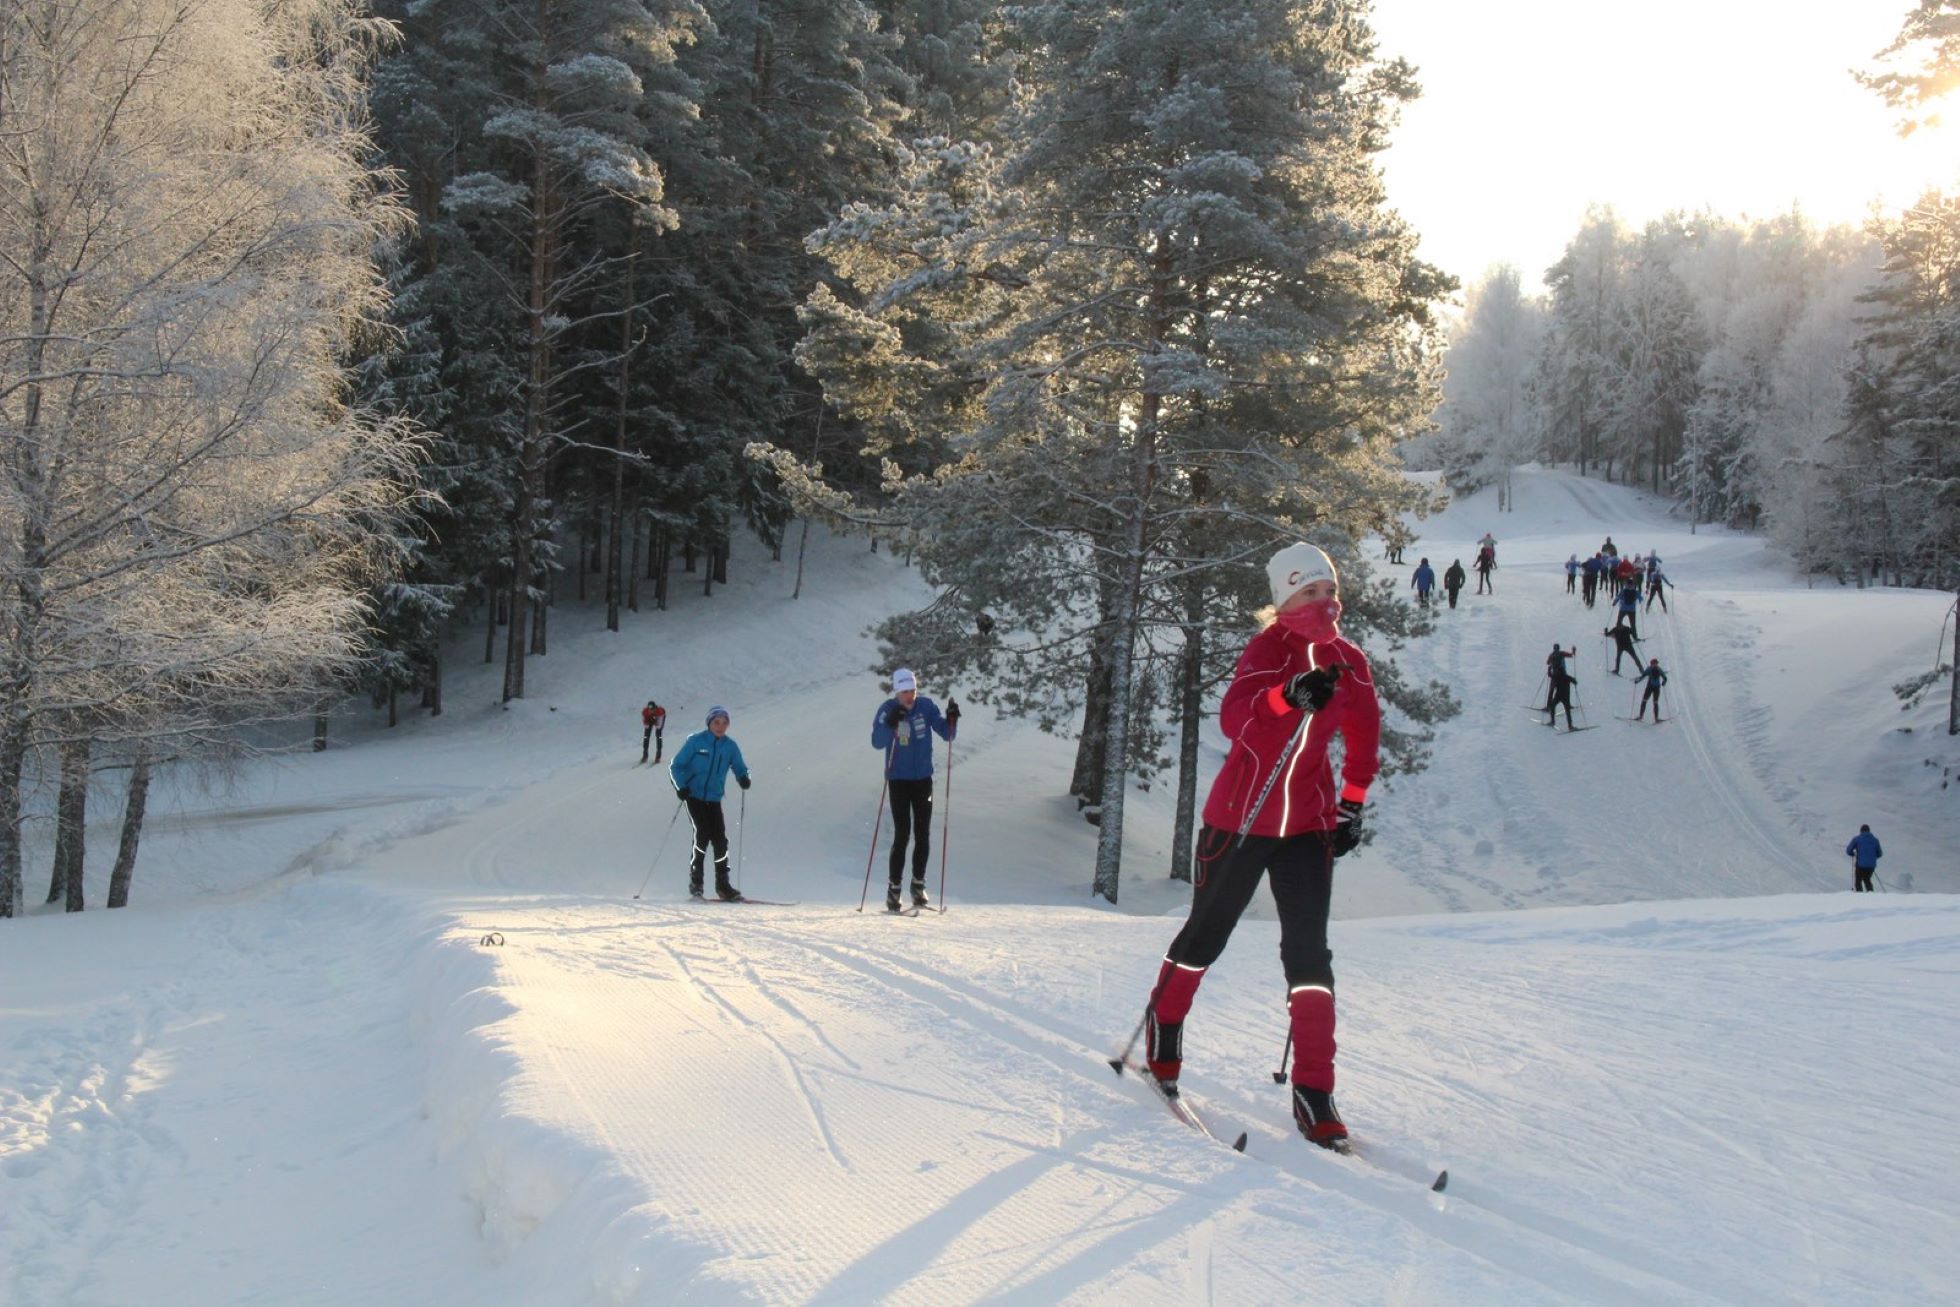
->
[687, 894, 799, 905]
[1613, 715, 1669, 724]
[1552, 724, 1599, 733]
[1107, 1053, 1248, 1152]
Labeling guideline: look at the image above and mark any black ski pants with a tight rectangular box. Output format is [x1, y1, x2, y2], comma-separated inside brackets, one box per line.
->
[1854, 866, 1875, 892]
[642, 724, 663, 761]
[887, 777, 934, 884]
[1638, 685, 1662, 719]
[1546, 679, 1575, 729]
[1646, 583, 1668, 613]
[1166, 826, 1337, 990]
[1476, 566, 1493, 594]
[686, 797, 732, 892]
[1445, 584, 1461, 609]
[1566, 572, 1576, 594]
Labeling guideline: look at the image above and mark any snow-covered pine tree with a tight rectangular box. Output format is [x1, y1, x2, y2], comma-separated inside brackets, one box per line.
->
[789, 0, 1450, 901]
[1432, 266, 1546, 500]
[1538, 209, 1628, 478]
[0, 0, 418, 916]
[396, 0, 704, 700]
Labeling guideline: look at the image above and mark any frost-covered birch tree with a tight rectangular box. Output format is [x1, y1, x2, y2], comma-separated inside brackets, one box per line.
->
[0, 0, 417, 917]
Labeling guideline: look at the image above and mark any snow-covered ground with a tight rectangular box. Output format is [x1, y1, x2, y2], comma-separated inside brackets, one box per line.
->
[4, 467, 1957, 1305]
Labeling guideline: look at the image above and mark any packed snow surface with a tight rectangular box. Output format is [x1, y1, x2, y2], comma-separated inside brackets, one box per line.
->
[4, 467, 1957, 1305]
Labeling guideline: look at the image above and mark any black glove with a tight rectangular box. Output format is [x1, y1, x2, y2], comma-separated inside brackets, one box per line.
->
[1283, 666, 1341, 713]
[1331, 798, 1364, 857]
[737, 775, 751, 791]
[676, 788, 691, 802]
[945, 699, 960, 726]
[885, 704, 906, 730]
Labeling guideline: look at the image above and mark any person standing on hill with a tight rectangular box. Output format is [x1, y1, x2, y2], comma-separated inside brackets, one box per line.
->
[1136, 542, 1380, 1152]
[640, 700, 667, 763]
[1605, 624, 1641, 675]
[870, 668, 959, 911]
[669, 707, 752, 901]
[1645, 566, 1673, 613]
[1442, 559, 1466, 609]
[1614, 581, 1641, 640]
[1581, 554, 1601, 608]
[1565, 554, 1579, 594]
[1544, 643, 1578, 729]
[1634, 657, 1667, 722]
[1845, 824, 1883, 892]
[1411, 558, 1435, 607]
[1601, 536, 1617, 558]
[1474, 543, 1496, 594]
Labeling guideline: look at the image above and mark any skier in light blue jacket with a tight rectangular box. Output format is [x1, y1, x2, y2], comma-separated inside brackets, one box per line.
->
[669, 706, 751, 900]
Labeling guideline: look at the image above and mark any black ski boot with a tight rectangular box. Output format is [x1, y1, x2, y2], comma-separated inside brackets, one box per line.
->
[885, 883, 903, 913]
[910, 880, 930, 910]
[716, 885, 745, 903]
[689, 883, 705, 901]
[1291, 1084, 1350, 1152]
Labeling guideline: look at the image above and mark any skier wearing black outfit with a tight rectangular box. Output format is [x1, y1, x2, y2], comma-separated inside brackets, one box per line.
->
[870, 668, 958, 911]
[1139, 542, 1381, 1151]
[1635, 658, 1667, 722]
[1605, 624, 1640, 675]
[1545, 643, 1578, 729]
[1442, 560, 1466, 609]
[1474, 544, 1496, 594]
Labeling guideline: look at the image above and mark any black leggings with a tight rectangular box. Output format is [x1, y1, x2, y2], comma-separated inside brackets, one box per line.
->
[686, 798, 730, 889]
[1167, 826, 1336, 989]
[888, 778, 934, 883]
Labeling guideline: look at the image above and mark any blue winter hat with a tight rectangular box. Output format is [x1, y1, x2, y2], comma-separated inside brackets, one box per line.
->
[706, 705, 730, 726]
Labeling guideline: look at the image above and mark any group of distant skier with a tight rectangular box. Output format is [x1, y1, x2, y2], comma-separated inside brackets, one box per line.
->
[1409, 532, 1497, 609]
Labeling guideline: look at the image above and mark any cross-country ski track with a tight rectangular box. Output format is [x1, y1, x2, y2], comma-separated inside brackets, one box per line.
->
[3, 466, 1957, 1305]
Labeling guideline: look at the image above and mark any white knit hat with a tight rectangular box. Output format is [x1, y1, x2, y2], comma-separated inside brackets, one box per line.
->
[892, 668, 918, 692]
[1267, 543, 1339, 607]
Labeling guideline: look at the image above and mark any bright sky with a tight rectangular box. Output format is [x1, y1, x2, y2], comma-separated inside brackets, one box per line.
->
[1369, 0, 1956, 293]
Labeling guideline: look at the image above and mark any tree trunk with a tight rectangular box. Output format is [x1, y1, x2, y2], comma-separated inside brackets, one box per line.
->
[1070, 624, 1112, 806]
[628, 508, 642, 612]
[1170, 580, 1206, 883]
[484, 579, 498, 663]
[313, 705, 329, 752]
[793, 517, 812, 600]
[654, 528, 670, 610]
[428, 648, 443, 718]
[50, 736, 88, 911]
[531, 583, 548, 656]
[107, 751, 151, 908]
[607, 244, 637, 632]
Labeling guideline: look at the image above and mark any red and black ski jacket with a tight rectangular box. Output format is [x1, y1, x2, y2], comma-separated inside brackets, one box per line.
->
[1201, 623, 1380, 838]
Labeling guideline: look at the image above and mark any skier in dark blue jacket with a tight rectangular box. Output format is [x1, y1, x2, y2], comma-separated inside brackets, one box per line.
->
[1410, 559, 1435, 607]
[1845, 825, 1882, 892]
[1634, 657, 1667, 721]
[871, 668, 959, 910]
[669, 706, 752, 900]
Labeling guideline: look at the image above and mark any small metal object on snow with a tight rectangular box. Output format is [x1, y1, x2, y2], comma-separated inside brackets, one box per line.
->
[480, 932, 505, 947]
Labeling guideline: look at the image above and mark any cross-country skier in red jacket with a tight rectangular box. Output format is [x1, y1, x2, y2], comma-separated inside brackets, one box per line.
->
[1140, 542, 1381, 1150]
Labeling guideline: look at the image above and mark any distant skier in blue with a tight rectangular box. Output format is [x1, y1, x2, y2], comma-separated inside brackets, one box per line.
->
[1634, 657, 1667, 722]
[669, 706, 752, 900]
[1845, 824, 1882, 892]
[870, 668, 959, 911]
[1410, 558, 1435, 607]
[1565, 554, 1579, 594]
[1614, 582, 1641, 640]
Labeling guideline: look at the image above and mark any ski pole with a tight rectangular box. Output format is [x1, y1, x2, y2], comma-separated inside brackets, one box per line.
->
[1236, 710, 1312, 852]
[736, 788, 746, 892]
[1109, 1006, 1150, 1074]
[936, 733, 953, 914]
[857, 740, 897, 912]
[633, 798, 687, 898]
[1271, 1029, 1293, 1084]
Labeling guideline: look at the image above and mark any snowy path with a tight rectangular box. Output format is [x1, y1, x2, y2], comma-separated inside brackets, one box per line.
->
[400, 894, 1960, 1304]
[6, 474, 1960, 1304]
